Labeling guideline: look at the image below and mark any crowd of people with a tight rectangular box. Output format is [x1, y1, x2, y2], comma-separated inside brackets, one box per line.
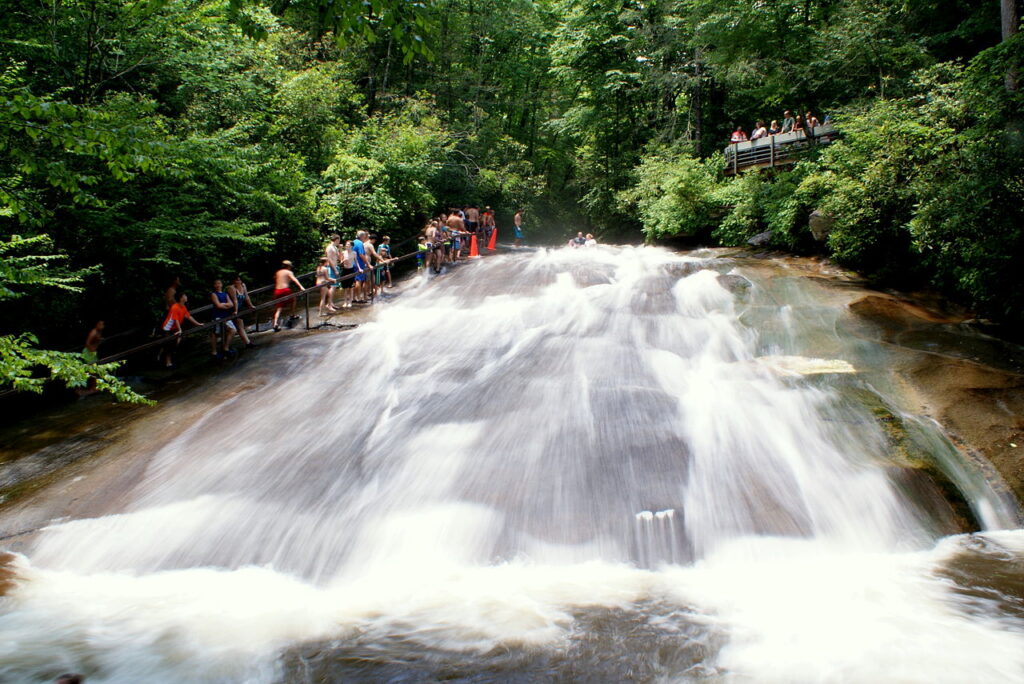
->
[148, 205, 517, 368]
[83, 206, 607, 374]
[729, 109, 828, 143]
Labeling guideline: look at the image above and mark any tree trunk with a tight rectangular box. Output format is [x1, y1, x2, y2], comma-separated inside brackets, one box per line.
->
[1003, 0, 1019, 91]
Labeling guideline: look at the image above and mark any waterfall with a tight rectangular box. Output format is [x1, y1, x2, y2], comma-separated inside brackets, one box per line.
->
[0, 246, 1021, 683]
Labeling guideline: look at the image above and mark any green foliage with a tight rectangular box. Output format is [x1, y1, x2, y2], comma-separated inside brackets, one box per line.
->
[0, 333, 151, 403]
[621, 152, 722, 240]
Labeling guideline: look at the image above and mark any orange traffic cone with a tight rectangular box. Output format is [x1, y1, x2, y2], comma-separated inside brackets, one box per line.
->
[469, 234, 480, 258]
[487, 228, 498, 251]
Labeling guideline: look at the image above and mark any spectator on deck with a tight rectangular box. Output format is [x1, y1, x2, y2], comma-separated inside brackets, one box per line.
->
[768, 120, 781, 135]
[209, 278, 237, 359]
[805, 111, 820, 129]
[750, 121, 768, 140]
[730, 126, 748, 142]
[227, 275, 255, 348]
[793, 114, 804, 133]
[782, 110, 795, 133]
[161, 291, 200, 368]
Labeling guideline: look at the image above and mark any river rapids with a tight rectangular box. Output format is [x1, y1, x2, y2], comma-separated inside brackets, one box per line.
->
[1, 246, 1023, 682]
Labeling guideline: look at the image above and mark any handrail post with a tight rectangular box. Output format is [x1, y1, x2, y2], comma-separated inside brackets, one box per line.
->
[304, 290, 310, 330]
[769, 134, 775, 168]
[732, 143, 738, 175]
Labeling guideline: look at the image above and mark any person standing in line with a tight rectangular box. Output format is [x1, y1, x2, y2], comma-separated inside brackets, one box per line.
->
[271, 261, 304, 331]
[364, 233, 382, 299]
[782, 110, 795, 133]
[325, 233, 341, 309]
[227, 275, 255, 348]
[161, 291, 201, 368]
[446, 210, 465, 261]
[433, 217, 448, 272]
[340, 239, 357, 308]
[316, 257, 337, 316]
[482, 206, 495, 247]
[465, 205, 479, 240]
[417, 235, 428, 273]
[352, 231, 368, 303]
[513, 209, 524, 247]
[209, 278, 237, 359]
[378, 235, 394, 288]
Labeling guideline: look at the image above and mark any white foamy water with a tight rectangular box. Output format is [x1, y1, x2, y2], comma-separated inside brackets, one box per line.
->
[1, 246, 1022, 682]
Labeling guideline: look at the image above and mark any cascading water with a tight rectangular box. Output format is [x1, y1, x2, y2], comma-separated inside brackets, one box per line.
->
[1, 246, 1023, 683]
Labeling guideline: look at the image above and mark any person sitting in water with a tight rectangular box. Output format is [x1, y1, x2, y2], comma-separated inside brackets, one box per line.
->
[572, 231, 586, 247]
[585, 233, 597, 247]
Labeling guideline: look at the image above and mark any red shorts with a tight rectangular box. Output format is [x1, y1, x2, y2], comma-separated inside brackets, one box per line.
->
[274, 287, 291, 308]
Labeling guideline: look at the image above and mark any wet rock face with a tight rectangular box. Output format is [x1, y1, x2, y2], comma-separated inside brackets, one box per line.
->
[716, 274, 752, 294]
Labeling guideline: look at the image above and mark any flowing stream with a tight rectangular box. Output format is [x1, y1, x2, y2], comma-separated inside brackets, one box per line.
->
[1, 247, 1023, 682]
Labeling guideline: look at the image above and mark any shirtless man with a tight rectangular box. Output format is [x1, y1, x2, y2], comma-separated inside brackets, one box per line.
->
[513, 210, 524, 247]
[271, 260, 304, 331]
[325, 234, 341, 308]
[446, 210, 465, 261]
[482, 207, 495, 248]
[465, 205, 479, 238]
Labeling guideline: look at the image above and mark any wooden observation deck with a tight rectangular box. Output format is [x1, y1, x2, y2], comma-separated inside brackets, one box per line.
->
[723, 124, 837, 175]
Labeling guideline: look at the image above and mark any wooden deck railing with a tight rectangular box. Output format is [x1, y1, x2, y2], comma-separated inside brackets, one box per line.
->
[723, 124, 837, 175]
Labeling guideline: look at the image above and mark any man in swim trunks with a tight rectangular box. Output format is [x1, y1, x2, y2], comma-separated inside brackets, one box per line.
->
[514, 209, 524, 247]
[465, 205, 479, 239]
[446, 210, 465, 261]
[271, 260, 304, 331]
[76, 320, 104, 395]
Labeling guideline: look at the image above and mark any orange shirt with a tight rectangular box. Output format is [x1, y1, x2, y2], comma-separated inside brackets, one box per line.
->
[162, 302, 190, 331]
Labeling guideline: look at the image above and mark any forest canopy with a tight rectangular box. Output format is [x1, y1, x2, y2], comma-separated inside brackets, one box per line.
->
[1, 0, 1022, 398]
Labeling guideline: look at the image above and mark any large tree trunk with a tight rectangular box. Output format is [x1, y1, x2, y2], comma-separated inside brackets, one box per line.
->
[1003, 0, 1019, 91]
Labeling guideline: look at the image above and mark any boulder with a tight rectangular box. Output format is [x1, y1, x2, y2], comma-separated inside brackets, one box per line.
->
[747, 230, 772, 247]
[808, 210, 833, 241]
